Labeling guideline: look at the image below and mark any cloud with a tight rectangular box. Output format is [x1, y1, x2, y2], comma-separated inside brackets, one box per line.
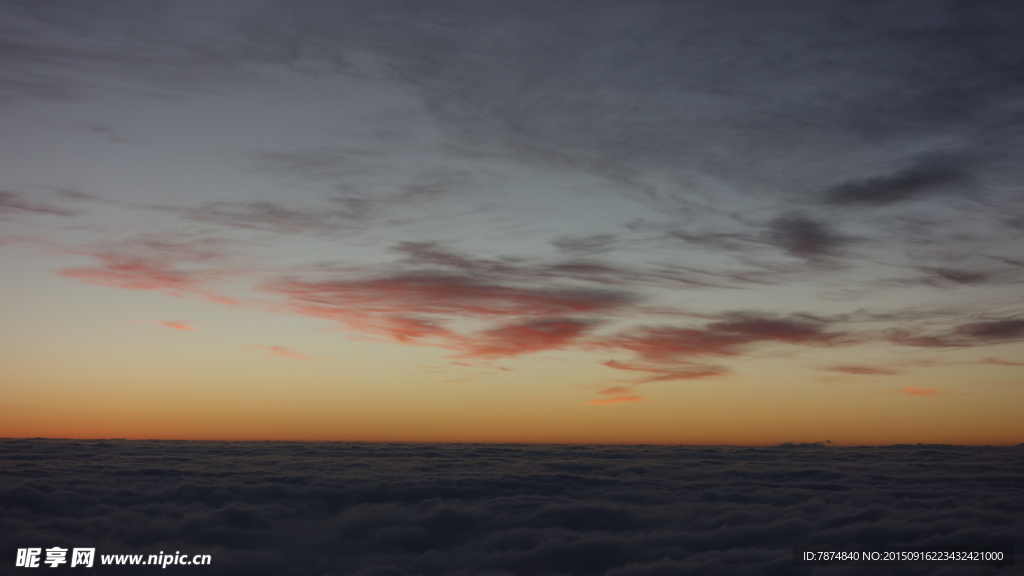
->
[2, 440, 1019, 576]
[551, 234, 619, 256]
[595, 386, 633, 396]
[158, 321, 195, 331]
[594, 314, 847, 383]
[826, 365, 902, 376]
[889, 318, 1024, 348]
[979, 357, 1024, 367]
[394, 241, 724, 290]
[600, 360, 728, 383]
[958, 319, 1024, 340]
[58, 238, 241, 306]
[265, 269, 634, 357]
[604, 314, 845, 363]
[456, 318, 597, 359]
[894, 387, 946, 397]
[247, 345, 312, 360]
[764, 214, 850, 260]
[186, 201, 366, 237]
[824, 154, 971, 206]
[271, 273, 631, 320]
[0, 191, 78, 218]
[586, 396, 645, 406]
[915, 267, 992, 286]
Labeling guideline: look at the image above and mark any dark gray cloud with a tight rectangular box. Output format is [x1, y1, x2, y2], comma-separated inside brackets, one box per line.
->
[765, 214, 850, 260]
[2, 439, 1020, 575]
[889, 318, 1024, 348]
[824, 154, 972, 206]
[916, 267, 992, 286]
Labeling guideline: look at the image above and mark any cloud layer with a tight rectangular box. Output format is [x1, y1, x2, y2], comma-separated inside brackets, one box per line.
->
[2, 439, 1021, 575]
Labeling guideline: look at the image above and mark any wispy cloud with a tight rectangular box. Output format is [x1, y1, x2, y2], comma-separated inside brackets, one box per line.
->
[158, 321, 195, 331]
[894, 387, 965, 397]
[58, 237, 243, 306]
[603, 314, 845, 363]
[456, 318, 597, 359]
[889, 318, 1024, 348]
[265, 269, 633, 354]
[827, 365, 902, 376]
[824, 154, 971, 206]
[764, 214, 851, 261]
[186, 201, 366, 237]
[586, 395, 645, 406]
[246, 345, 313, 360]
[979, 357, 1024, 367]
[600, 360, 728, 383]
[0, 191, 78, 218]
[593, 314, 849, 383]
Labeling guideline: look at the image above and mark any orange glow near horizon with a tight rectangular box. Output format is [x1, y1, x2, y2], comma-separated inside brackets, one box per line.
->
[3, 348, 1021, 446]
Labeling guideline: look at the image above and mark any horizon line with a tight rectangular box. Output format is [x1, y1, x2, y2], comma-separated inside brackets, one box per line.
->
[3, 436, 1022, 448]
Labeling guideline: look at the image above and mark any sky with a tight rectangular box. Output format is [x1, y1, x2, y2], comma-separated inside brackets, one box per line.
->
[1, 0, 1023, 445]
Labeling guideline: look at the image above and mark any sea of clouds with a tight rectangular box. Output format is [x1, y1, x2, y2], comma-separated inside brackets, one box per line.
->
[2, 439, 1021, 575]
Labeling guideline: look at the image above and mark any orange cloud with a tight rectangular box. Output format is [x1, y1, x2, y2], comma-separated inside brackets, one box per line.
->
[587, 395, 645, 405]
[158, 321, 195, 331]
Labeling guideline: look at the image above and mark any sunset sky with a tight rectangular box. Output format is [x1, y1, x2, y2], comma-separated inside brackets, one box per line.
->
[2, 0, 1022, 445]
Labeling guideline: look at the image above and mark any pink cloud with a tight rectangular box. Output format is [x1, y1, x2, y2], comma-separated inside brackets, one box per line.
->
[264, 273, 629, 356]
[158, 321, 195, 331]
[59, 238, 241, 306]
[455, 318, 596, 358]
